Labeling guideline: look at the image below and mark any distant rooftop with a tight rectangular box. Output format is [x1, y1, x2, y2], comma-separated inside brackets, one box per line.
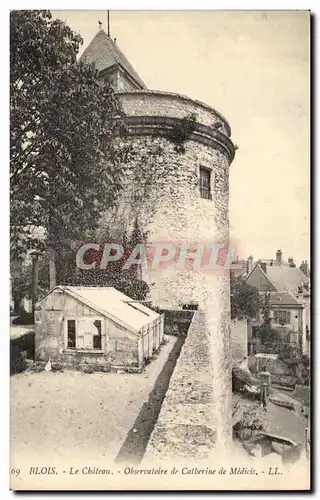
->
[268, 291, 304, 308]
[265, 265, 309, 294]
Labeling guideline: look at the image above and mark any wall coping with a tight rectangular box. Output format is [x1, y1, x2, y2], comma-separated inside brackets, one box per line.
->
[124, 115, 235, 163]
[116, 89, 232, 137]
[143, 311, 224, 463]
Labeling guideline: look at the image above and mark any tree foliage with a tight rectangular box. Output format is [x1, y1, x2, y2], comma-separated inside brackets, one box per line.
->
[230, 276, 261, 320]
[256, 292, 279, 343]
[240, 402, 269, 432]
[54, 219, 150, 301]
[11, 255, 50, 301]
[10, 10, 126, 260]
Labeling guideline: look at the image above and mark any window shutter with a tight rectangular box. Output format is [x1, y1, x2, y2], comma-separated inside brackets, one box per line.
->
[77, 318, 94, 349]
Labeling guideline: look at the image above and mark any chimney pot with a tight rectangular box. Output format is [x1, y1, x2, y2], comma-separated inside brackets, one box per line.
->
[288, 256, 296, 267]
[247, 255, 254, 274]
[276, 249, 282, 264]
[260, 262, 267, 274]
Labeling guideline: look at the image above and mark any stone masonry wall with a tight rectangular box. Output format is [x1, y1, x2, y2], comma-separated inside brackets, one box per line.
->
[113, 134, 230, 309]
[112, 91, 234, 445]
[115, 91, 233, 308]
[143, 311, 231, 465]
[118, 90, 232, 136]
[230, 319, 248, 367]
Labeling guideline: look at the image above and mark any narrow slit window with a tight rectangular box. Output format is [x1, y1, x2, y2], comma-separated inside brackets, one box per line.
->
[200, 167, 212, 199]
[67, 320, 76, 349]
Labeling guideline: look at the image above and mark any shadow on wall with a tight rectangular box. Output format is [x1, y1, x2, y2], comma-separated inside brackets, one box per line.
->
[154, 309, 195, 337]
[114, 335, 186, 465]
[115, 310, 195, 464]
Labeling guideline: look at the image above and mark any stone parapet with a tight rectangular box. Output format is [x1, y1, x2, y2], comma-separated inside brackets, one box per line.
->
[143, 311, 229, 464]
[117, 90, 232, 137]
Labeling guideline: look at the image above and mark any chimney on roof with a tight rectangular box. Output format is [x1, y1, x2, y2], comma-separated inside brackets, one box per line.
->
[247, 255, 254, 274]
[276, 249, 282, 265]
[300, 260, 310, 277]
[288, 257, 296, 268]
[260, 262, 267, 274]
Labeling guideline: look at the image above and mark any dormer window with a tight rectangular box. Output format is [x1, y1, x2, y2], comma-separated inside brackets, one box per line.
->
[200, 167, 212, 199]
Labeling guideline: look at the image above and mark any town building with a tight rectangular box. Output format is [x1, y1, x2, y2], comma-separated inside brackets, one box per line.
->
[230, 256, 252, 280]
[300, 260, 310, 278]
[35, 286, 164, 371]
[245, 250, 310, 356]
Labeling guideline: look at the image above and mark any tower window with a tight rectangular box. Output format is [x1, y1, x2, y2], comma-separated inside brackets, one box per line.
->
[200, 167, 212, 199]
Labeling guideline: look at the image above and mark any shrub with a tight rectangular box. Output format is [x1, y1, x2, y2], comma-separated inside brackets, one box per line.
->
[232, 366, 261, 393]
[26, 362, 44, 373]
[234, 402, 269, 441]
[51, 362, 64, 372]
[78, 364, 94, 374]
[10, 346, 27, 375]
[161, 335, 170, 345]
[11, 313, 34, 325]
[230, 277, 261, 320]
[168, 325, 179, 336]
[95, 364, 111, 373]
[10, 331, 35, 374]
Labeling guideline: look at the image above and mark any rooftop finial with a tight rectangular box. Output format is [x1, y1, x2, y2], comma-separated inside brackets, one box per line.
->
[107, 10, 110, 37]
[98, 20, 103, 30]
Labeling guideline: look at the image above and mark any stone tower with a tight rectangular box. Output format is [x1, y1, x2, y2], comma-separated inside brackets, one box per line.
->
[81, 29, 236, 446]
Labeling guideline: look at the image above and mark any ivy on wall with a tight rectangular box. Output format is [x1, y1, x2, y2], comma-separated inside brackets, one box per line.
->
[167, 113, 197, 153]
[97, 113, 199, 249]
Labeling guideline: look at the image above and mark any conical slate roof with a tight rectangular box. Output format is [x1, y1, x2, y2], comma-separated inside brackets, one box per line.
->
[80, 28, 146, 89]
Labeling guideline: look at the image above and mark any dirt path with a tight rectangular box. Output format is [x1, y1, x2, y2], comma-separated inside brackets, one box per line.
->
[11, 336, 177, 464]
[115, 335, 185, 464]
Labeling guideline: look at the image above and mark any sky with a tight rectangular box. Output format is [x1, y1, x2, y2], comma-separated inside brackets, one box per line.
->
[52, 10, 310, 265]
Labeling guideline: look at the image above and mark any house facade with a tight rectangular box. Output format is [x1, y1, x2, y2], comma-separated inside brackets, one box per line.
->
[35, 286, 164, 372]
[245, 250, 310, 356]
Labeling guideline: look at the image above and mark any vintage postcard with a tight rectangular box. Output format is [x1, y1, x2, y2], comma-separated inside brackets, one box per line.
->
[10, 10, 310, 491]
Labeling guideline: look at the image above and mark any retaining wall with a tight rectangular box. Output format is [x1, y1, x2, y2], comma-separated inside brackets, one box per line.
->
[143, 311, 227, 464]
